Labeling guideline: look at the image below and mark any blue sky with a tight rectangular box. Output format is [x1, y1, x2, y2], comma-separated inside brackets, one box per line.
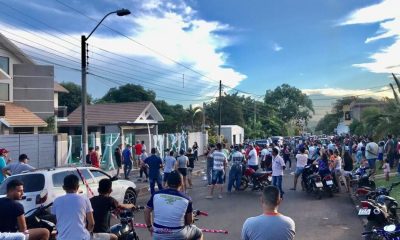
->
[0, 0, 399, 120]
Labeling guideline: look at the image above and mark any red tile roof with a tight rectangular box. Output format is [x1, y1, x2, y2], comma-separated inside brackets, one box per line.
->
[2, 102, 47, 127]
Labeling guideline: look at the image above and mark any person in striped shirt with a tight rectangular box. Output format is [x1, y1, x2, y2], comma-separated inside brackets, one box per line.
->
[206, 143, 227, 199]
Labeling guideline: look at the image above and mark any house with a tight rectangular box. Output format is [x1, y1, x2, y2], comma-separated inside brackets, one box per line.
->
[58, 101, 164, 142]
[0, 32, 68, 134]
[349, 101, 387, 121]
[220, 125, 244, 145]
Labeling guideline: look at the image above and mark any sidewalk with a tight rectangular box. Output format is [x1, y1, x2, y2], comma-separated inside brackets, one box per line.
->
[121, 156, 207, 197]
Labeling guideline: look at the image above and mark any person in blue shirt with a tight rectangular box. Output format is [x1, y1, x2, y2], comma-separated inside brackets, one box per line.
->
[0, 148, 9, 184]
[122, 145, 133, 180]
[144, 148, 164, 195]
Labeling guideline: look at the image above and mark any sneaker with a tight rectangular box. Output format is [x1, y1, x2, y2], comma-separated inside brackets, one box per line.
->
[205, 195, 213, 199]
[218, 194, 223, 199]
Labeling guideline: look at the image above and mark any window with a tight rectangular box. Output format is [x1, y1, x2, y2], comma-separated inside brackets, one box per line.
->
[52, 171, 83, 187]
[90, 169, 110, 181]
[0, 83, 9, 101]
[0, 174, 45, 194]
[0, 56, 9, 74]
[80, 169, 94, 184]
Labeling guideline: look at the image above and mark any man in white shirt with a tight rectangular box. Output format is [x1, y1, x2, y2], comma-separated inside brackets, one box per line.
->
[52, 174, 94, 240]
[260, 145, 270, 171]
[271, 148, 286, 196]
[365, 137, 379, 174]
[206, 143, 227, 199]
[247, 144, 259, 172]
[290, 148, 308, 191]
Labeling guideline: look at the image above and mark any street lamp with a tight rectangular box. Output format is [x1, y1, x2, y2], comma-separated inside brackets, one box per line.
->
[81, 8, 131, 161]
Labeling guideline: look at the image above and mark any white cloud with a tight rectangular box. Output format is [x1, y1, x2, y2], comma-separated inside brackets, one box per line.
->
[272, 42, 283, 52]
[340, 0, 400, 74]
[302, 86, 393, 99]
[0, 0, 246, 97]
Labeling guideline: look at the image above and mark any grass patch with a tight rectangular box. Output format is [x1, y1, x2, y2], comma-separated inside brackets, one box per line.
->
[375, 175, 400, 202]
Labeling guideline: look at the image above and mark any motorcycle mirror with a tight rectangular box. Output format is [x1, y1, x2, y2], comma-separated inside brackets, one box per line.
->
[384, 225, 396, 232]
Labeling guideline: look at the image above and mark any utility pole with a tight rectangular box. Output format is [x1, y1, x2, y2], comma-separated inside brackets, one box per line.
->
[81, 35, 88, 161]
[254, 101, 256, 125]
[202, 102, 206, 134]
[218, 80, 222, 143]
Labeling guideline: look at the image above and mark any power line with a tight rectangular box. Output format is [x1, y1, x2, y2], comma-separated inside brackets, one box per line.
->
[54, 0, 222, 86]
[0, 1, 220, 88]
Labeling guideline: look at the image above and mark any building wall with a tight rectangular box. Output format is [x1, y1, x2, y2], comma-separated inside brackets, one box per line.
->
[13, 64, 54, 120]
[221, 125, 244, 146]
[220, 127, 232, 145]
[0, 48, 22, 77]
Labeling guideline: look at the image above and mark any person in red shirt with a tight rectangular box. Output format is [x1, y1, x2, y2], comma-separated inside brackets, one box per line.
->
[255, 144, 261, 156]
[90, 147, 100, 168]
[134, 141, 142, 168]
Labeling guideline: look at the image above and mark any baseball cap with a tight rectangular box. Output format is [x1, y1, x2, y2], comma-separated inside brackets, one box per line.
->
[19, 154, 29, 161]
[0, 148, 9, 154]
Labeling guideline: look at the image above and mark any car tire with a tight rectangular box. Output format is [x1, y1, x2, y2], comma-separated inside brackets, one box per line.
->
[123, 189, 137, 205]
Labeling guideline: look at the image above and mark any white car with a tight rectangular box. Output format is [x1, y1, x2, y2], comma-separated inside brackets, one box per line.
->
[0, 166, 137, 216]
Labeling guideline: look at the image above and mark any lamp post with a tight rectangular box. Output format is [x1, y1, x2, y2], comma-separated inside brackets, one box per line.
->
[81, 8, 130, 161]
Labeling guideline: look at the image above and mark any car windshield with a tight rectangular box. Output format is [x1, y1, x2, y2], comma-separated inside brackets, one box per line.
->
[0, 174, 45, 195]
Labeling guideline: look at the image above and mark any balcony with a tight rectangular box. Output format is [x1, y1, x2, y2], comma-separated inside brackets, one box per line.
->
[55, 106, 68, 121]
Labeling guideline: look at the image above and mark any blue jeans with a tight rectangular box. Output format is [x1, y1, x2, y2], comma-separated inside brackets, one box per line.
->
[227, 165, 242, 192]
[272, 175, 284, 195]
[149, 175, 163, 195]
[124, 162, 132, 179]
[206, 163, 213, 185]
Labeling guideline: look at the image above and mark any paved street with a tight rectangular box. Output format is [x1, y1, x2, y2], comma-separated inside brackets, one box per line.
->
[127, 168, 364, 240]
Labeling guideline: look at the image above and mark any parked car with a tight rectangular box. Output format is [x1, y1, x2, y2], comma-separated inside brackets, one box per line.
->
[271, 136, 284, 146]
[254, 139, 271, 147]
[0, 166, 137, 216]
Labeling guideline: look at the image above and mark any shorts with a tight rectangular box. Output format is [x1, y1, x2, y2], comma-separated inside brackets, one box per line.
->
[367, 158, 377, 169]
[153, 225, 203, 240]
[163, 172, 170, 182]
[92, 233, 111, 240]
[212, 169, 224, 185]
[0, 232, 25, 240]
[295, 167, 304, 176]
[187, 168, 193, 178]
[115, 159, 122, 168]
[178, 168, 187, 177]
[378, 153, 384, 161]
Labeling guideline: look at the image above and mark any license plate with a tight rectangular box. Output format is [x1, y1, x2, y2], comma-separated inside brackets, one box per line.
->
[358, 208, 371, 216]
[315, 182, 323, 188]
[326, 180, 333, 185]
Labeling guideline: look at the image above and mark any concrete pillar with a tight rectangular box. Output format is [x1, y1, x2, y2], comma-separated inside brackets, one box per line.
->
[33, 127, 38, 134]
[56, 133, 68, 166]
[95, 132, 102, 156]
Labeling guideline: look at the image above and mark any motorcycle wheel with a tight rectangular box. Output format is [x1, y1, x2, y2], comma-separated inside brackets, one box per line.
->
[313, 186, 322, 200]
[237, 177, 249, 191]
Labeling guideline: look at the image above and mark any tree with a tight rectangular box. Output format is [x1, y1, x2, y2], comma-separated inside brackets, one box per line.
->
[98, 84, 156, 103]
[59, 82, 93, 114]
[315, 113, 339, 134]
[264, 84, 314, 123]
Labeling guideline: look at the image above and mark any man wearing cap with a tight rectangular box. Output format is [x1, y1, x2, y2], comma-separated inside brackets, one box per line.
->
[0, 148, 9, 183]
[3, 154, 35, 176]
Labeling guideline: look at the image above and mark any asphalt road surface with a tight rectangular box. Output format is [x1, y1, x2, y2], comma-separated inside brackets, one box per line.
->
[125, 170, 364, 240]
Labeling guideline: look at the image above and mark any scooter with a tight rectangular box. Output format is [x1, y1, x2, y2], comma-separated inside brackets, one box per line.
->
[110, 206, 145, 240]
[237, 167, 272, 191]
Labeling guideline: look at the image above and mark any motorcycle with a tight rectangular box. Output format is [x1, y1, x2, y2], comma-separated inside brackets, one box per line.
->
[237, 167, 272, 191]
[25, 203, 56, 239]
[358, 198, 399, 239]
[322, 173, 337, 197]
[362, 224, 400, 240]
[302, 164, 324, 200]
[110, 206, 145, 240]
[357, 182, 400, 201]
[350, 167, 376, 191]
